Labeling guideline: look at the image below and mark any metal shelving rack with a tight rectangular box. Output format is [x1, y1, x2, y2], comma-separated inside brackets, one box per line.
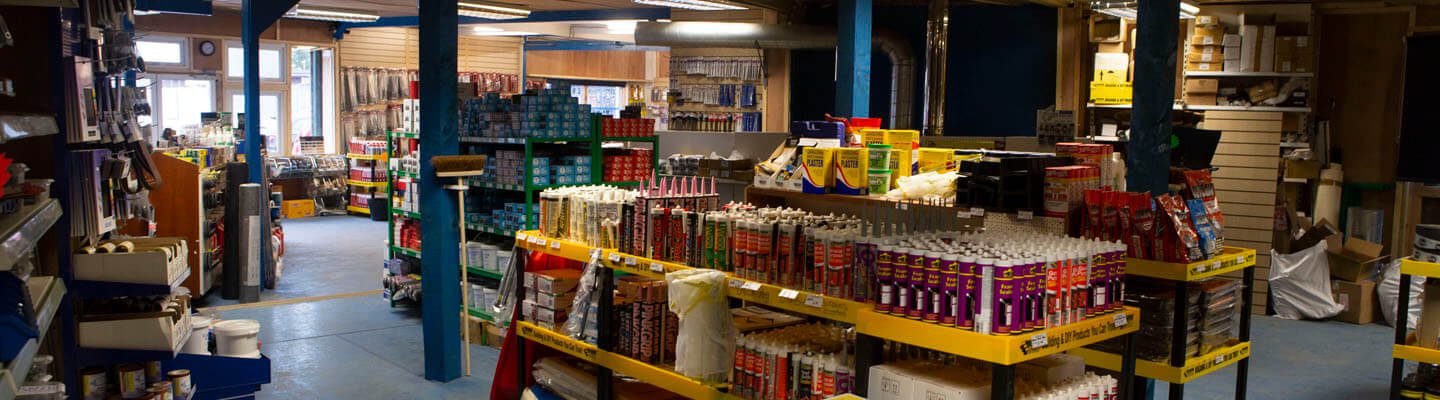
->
[1069, 246, 1257, 399]
[509, 231, 1142, 400]
[1391, 258, 1440, 398]
[384, 131, 420, 308]
[345, 152, 387, 215]
[597, 135, 659, 187]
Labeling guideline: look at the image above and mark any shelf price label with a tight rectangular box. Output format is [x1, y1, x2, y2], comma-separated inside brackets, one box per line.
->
[625, 257, 638, 266]
[956, 210, 970, 219]
[778, 289, 800, 300]
[741, 281, 763, 291]
[1215, 354, 1226, 364]
[971, 207, 985, 217]
[649, 262, 665, 273]
[804, 294, 824, 308]
[516, 233, 528, 241]
[1212, 261, 1222, 271]
[608, 253, 622, 263]
[1030, 333, 1049, 348]
[729, 279, 744, 288]
[1017, 210, 1034, 221]
[550, 241, 562, 250]
[1113, 313, 1128, 328]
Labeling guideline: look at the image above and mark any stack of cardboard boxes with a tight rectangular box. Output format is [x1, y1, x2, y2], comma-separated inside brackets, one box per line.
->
[1285, 218, 1386, 324]
[522, 269, 583, 331]
[1186, 14, 1312, 74]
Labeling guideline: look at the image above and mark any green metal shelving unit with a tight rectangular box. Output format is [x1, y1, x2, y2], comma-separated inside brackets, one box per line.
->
[385, 130, 422, 308]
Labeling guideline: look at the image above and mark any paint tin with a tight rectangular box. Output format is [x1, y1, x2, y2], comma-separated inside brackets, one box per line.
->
[147, 386, 172, 400]
[866, 169, 892, 194]
[168, 369, 192, 397]
[119, 363, 147, 399]
[800, 147, 835, 194]
[831, 148, 868, 195]
[146, 360, 163, 384]
[80, 367, 107, 400]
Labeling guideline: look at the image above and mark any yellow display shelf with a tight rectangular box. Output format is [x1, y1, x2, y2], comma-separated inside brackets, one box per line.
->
[515, 321, 738, 400]
[1069, 341, 1250, 384]
[1394, 344, 1440, 365]
[346, 153, 387, 161]
[348, 180, 388, 188]
[513, 231, 869, 324]
[1400, 258, 1440, 280]
[346, 205, 371, 215]
[1125, 246, 1257, 281]
[855, 307, 1139, 366]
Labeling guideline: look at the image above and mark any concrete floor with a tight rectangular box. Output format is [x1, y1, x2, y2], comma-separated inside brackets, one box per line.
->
[205, 215, 1398, 399]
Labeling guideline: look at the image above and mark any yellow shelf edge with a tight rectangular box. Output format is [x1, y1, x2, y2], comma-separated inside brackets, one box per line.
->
[1069, 341, 1251, 383]
[514, 231, 868, 324]
[347, 153, 387, 161]
[1394, 344, 1440, 365]
[348, 180, 388, 188]
[346, 205, 371, 214]
[856, 307, 1140, 366]
[515, 321, 737, 400]
[1126, 246, 1257, 281]
[1401, 258, 1440, 280]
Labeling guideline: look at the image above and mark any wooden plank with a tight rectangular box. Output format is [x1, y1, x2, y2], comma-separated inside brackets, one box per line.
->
[1214, 178, 1278, 193]
[1216, 190, 1276, 205]
[1202, 118, 1284, 132]
[1212, 154, 1281, 169]
[1216, 142, 1282, 156]
[1219, 202, 1275, 218]
[1225, 215, 1275, 230]
[1219, 131, 1284, 144]
[1213, 166, 1279, 181]
[1316, 12, 1407, 183]
[1203, 110, 1284, 121]
[1225, 239, 1273, 252]
[1228, 227, 1274, 242]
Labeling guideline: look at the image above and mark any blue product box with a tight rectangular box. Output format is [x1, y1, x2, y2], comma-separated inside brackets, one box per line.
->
[555, 175, 574, 185]
[531, 157, 550, 167]
[575, 165, 591, 176]
[571, 156, 591, 166]
[530, 175, 551, 186]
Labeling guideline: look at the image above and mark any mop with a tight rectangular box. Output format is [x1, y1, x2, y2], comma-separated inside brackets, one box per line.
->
[432, 155, 488, 376]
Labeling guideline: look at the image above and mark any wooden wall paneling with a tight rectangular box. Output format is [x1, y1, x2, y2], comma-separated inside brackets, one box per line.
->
[1219, 131, 1284, 144]
[1212, 154, 1281, 169]
[1213, 178, 1278, 193]
[1217, 190, 1278, 205]
[1204, 110, 1283, 121]
[136, 11, 334, 45]
[340, 27, 415, 68]
[1316, 12, 1407, 184]
[458, 36, 522, 74]
[149, 153, 205, 295]
[1228, 227, 1275, 242]
[1057, 7, 1085, 112]
[527, 50, 648, 81]
[1202, 118, 1284, 132]
[765, 49, 790, 132]
[1213, 166, 1280, 181]
[1218, 202, 1275, 218]
[1228, 239, 1273, 252]
[1226, 215, 1276, 231]
[1216, 142, 1282, 156]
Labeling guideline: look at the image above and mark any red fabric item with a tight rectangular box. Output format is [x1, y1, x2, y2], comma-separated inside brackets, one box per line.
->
[489, 251, 582, 399]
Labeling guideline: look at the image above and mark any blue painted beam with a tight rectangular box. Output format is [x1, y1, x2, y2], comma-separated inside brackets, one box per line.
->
[137, 0, 212, 16]
[524, 40, 668, 52]
[242, 0, 299, 302]
[1128, 0, 1178, 194]
[417, 0, 463, 382]
[836, 0, 872, 117]
[336, 8, 670, 34]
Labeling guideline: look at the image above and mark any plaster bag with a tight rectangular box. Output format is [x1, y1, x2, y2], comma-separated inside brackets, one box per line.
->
[1269, 242, 1344, 320]
[1380, 259, 1426, 329]
[666, 269, 736, 382]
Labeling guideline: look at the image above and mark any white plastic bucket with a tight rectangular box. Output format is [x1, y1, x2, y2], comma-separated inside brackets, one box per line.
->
[181, 315, 213, 355]
[213, 319, 261, 358]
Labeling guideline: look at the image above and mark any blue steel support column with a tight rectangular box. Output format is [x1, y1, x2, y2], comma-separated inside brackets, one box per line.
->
[241, 0, 297, 183]
[1128, 0, 1178, 195]
[418, 0, 463, 382]
[836, 0, 872, 117]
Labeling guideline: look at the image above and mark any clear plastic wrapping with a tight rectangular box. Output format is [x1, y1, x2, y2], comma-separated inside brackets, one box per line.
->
[562, 249, 606, 341]
[666, 269, 737, 382]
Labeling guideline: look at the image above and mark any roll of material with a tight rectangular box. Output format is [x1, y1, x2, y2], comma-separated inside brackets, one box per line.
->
[238, 183, 263, 303]
[1314, 163, 1344, 226]
[1416, 248, 1440, 264]
[1417, 224, 1440, 241]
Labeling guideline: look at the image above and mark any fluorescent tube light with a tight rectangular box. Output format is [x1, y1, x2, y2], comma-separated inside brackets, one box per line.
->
[286, 6, 380, 23]
[459, 2, 532, 20]
[1090, 0, 1196, 19]
[633, 0, 747, 11]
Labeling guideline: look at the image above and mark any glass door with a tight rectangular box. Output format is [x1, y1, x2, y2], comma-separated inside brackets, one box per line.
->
[227, 90, 283, 154]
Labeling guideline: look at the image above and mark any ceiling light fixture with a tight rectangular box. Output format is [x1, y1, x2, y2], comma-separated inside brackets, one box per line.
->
[472, 30, 540, 36]
[459, 2, 532, 20]
[285, 6, 380, 23]
[605, 20, 638, 34]
[472, 26, 504, 33]
[633, 0, 747, 11]
[1090, 0, 1197, 19]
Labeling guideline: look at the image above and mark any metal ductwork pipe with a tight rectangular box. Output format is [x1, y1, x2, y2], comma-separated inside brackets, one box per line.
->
[635, 22, 915, 128]
[921, 0, 949, 136]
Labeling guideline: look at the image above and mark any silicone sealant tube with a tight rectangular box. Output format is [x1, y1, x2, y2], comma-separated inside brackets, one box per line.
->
[874, 244, 894, 313]
[940, 253, 960, 326]
[959, 255, 977, 330]
[923, 250, 942, 323]
[892, 248, 912, 316]
[994, 259, 1015, 335]
[977, 257, 995, 334]
[907, 248, 928, 320]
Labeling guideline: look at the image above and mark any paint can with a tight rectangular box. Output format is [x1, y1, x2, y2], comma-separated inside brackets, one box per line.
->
[213, 319, 262, 358]
[79, 367, 107, 400]
[145, 360, 163, 384]
[118, 363, 147, 399]
[168, 369, 192, 398]
[182, 314, 213, 355]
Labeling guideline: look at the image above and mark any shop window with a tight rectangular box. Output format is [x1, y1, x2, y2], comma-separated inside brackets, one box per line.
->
[567, 84, 626, 117]
[135, 36, 188, 68]
[141, 75, 215, 144]
[228, 91, 283, 154]
[289, 46, 337, 154]
[226, 42, 285, 80]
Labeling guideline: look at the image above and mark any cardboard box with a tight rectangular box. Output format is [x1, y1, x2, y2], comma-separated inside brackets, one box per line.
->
[1194, 15, 1220, 27]
[79, 296, 191, 351]
[1239, 25, 1259, 72]
[1194, 26, 1225, 43]
[74, 238, 189, 285]
[1094, 52, 1130, 83]
[282, 199, 315, 219]
[1418, 280, 1440, 348]
[1326, 235, 1387, 282]
[525, 269, 582, 295]
[1188, 62, 1224, 72]
[1223, 59, 1241, 72]
[1185, 79, 1220, 94]
[1331, 279, 1376, 324]
[1223, 34, 1242, 47]
[1185, 93, 1219, 106]
[1191, 34, 1222, 46]
[1285, 159, 1321, 180]
[1259, 25, 1277, 72]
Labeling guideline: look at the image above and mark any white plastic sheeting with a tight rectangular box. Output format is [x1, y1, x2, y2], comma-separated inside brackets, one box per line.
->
[1269, 242, 1344, 320]
[666, 269, 736, 382]
[1380, 259, 1426, 329]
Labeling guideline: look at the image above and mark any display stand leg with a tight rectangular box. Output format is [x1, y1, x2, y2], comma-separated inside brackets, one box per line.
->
[514, 249, 529, 393]
[1122, 331, 1139, 400]
[992, 364, 1016, 400]
[1393, 273, 1413, 399]
[597, 266, 616, 400]
[1169, 280, 1188, 400]
[1236, 266, 1254, 400]
[853, 333, 883, 396]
